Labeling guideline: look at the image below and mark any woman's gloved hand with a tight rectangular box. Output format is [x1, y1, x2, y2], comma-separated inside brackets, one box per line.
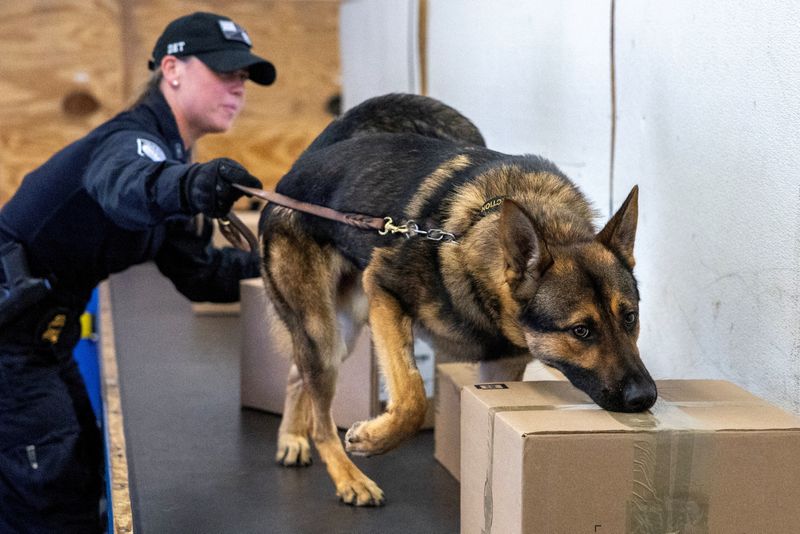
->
[181, 158, 262, 218]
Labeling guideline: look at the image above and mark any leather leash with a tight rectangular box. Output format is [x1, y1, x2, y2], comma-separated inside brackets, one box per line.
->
[219, 184, 458, 252]
[217, 212, 259, 252]
[218, 183, 388, 253]
[233, 184, 386, 231]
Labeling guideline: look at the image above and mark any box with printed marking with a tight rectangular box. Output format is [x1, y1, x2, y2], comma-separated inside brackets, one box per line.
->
[434, 361, 566, 481]
[240, 278, 435, 430]
[460, 379, 800, 534]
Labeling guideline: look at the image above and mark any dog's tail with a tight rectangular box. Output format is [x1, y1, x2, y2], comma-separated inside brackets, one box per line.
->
[302, 93, 486, 155]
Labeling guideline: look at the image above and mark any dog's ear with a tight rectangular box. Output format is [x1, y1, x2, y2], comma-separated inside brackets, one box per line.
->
[597, 185, 638, 268]
[500, 199, 552, 299]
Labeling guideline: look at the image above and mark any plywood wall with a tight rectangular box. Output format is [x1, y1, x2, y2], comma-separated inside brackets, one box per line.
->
[0, 0, 125, 204]
[0, 0, 340, 204]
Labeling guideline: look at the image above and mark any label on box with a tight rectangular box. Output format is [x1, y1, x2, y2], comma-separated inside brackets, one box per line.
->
[475, 383, 508, 390]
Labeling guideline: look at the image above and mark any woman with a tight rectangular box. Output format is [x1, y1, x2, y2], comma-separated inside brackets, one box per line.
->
[0, 12, 274, 532]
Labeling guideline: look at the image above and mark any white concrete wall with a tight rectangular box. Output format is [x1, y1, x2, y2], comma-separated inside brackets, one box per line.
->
[339, 0, 421, 110]
[613, 1, 800, 414]
[339, 1, 800, 415]
[426, 0, 611, 213]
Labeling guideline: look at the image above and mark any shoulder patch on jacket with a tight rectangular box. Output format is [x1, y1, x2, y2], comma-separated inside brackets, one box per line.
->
[136, 138, 166, 162]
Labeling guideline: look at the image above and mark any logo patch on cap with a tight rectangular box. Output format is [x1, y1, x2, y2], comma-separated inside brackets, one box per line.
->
[167, 41, 186, 55]
[218, 20, 252, 46]
[137, 138, 166, 162]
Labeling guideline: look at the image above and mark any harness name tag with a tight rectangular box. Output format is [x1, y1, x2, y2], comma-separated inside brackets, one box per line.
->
[480, 196, 505, 215]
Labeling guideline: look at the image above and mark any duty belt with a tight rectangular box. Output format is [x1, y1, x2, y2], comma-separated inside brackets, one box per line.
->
[0, 304, 81, 351]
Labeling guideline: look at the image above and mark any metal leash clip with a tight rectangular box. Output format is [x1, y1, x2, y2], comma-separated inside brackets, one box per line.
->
[379, 217, 409, 236]
[379, 218, 457, 243]
[407, 221, 458, 243]
[420, 228, 457, 243]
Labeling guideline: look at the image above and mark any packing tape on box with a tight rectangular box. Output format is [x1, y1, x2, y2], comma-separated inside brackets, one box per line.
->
[481, 398, 767, 534]
[612, 400, 710, 533]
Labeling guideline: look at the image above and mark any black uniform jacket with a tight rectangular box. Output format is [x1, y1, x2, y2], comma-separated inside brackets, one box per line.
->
[0, 87, 258, 347]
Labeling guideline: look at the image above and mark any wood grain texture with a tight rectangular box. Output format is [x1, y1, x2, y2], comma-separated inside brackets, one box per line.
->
[1, 1, 341, 201]
[0, 0, 124, 203]
[114, 0, 342, 189]
[194, 1, 342, 189]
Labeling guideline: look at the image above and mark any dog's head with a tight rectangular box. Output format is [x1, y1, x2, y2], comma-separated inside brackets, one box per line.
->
[500, 186, 656, 412]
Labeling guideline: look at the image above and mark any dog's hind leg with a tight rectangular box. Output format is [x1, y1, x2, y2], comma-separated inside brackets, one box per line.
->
[273, 273, 366, 468]
[265, 233, 384, 506]
[275, 363, 312, 466]
[345, 266, 428, 456]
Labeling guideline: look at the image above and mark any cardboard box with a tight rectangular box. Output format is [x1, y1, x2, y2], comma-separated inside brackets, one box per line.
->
[192, 210, 263, 316]
[240, 278, 435, 429]
[434, 361, 565, 481]
[240, 278, 377, 429]
[435, 363, 478, 481]
[461, 379, 800, 534]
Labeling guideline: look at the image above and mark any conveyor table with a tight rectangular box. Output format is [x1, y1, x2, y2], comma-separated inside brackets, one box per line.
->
[105, 263, 459, 533]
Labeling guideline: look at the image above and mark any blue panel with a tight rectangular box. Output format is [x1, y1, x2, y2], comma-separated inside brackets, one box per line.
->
[73, 287, 111, 533]
[75, 288, 102, 420]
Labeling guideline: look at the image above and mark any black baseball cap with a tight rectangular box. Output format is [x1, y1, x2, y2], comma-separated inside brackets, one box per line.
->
[149, 12, 276, 86]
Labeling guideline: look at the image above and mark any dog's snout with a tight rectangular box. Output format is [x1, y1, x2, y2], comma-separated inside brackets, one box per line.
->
[621, 377, 657, 412]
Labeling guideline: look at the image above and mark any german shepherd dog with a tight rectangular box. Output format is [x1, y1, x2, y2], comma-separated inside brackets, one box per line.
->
[259, 93, 657, 506]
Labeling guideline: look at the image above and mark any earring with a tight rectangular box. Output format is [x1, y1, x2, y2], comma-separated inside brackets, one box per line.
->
[171, 80, 179, 87]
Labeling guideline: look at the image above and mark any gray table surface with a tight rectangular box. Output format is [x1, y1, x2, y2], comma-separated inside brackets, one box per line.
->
[109, 263, 459, 533]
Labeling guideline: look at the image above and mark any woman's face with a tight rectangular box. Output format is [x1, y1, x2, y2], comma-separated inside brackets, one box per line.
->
[168, 56, 248, 142]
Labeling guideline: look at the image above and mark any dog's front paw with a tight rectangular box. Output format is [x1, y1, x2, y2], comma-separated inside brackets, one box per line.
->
[275, 433, 312, 467]
[344, 417, 396, 456]
[344, 420, 369, 455]
[336, 473, 385, 507]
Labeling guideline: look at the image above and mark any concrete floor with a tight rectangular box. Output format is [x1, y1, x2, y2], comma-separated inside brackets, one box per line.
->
[110, 263, 460, 533]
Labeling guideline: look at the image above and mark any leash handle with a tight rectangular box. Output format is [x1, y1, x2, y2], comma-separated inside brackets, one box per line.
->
[218, 212, 259, 253]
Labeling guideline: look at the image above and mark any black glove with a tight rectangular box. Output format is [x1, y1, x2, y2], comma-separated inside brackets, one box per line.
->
[181, 158, 262, 218]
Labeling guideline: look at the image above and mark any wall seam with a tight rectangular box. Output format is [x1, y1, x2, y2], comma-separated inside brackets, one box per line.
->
[119, 0, 135, 103]
[609, 0, 617, 217]
[418, 0, 428, 96]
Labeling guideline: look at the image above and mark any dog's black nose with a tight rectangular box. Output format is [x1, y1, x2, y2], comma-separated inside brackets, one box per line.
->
[622, 379, 657, 412]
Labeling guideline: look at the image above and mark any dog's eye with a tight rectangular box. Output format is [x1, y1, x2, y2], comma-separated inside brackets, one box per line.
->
[572, 325, 590, 339]
[624, 311, 638, 326]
